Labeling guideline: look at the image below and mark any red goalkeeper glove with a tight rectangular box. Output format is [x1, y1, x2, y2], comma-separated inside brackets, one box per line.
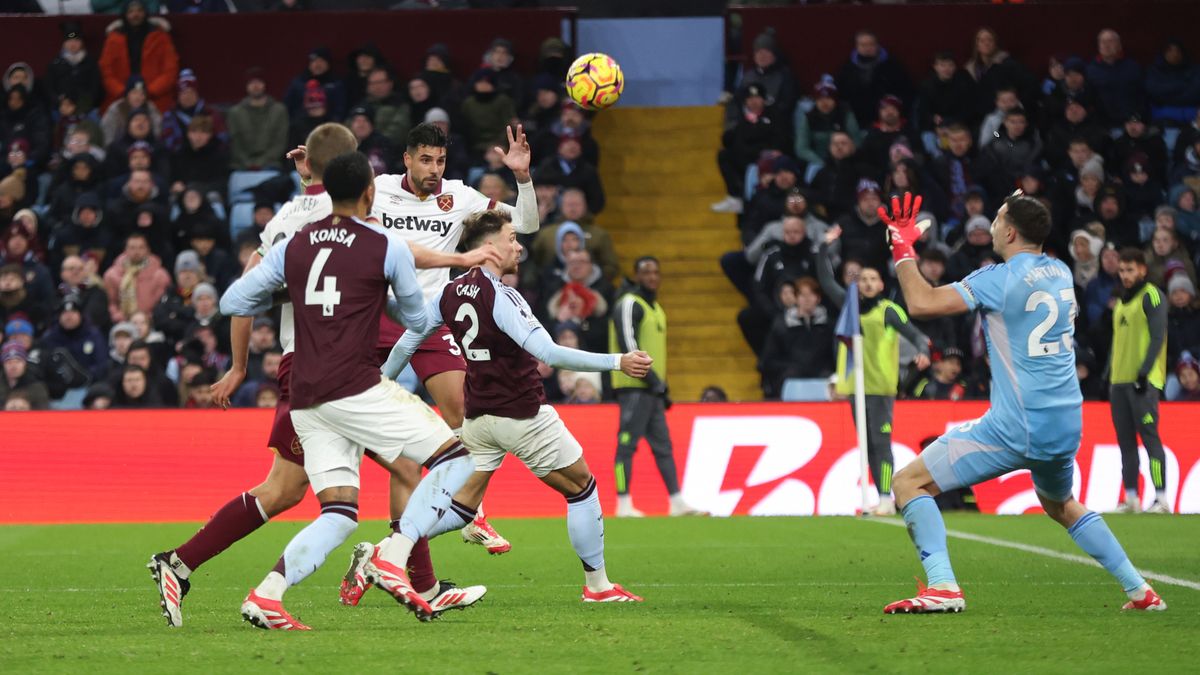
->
[877, 192, 930, 265]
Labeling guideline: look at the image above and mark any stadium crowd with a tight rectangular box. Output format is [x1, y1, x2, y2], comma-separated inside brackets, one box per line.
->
[0, 1, 621, 410]
[716, 26, 1200, 402]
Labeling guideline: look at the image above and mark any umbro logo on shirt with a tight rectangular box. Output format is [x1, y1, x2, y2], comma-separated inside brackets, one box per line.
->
[379, 212, 453, 236]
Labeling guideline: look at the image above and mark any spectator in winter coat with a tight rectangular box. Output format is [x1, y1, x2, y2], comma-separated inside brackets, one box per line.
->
[160, 69, 226, 153]
[738, 215, 817, 355]
[738, 30, 799, 120]
[59, 254, 110, 332]
[0, 340, 50, 410]
[1167, 184, 1200, 242]
[1045, 96, 1110, 172]
[1171, 355, 1200, 402]
[530, 189, 619, 283]
[283, 47, 346, 120]
[859, 94, 922, 174]
[347, 106, 396, 175]
[1093, 188, 1139, 249]
[910, 347, 967, 401]
[422, 107, 471, 182]
[40, 295, 108, 383]
[287, 80, 332, 151]
[810, 131, 874, 220]
[1145, 225, 1197, 290]
[103, 231, 171, 323]
[712, 82, 789, 214]
[723, 190, 830, 303]
[884, 158, 950, 226]
[169, 115, 227, 200]
[102, 108, 167, 178]
[48, 153, 102, 226]
[794, 75, 861, 168]
[931, 123, 980, 231]
[97, 2, 179, 113]
[1145, 40, 1200, 122]
[963, 27, 1037, 120]
[186, 218, 236, 292]
[46, 21, 105, 115]
[1108, 112, 1168, 185]
[2, 221, 54, 311]
[1040, 57, 1100, 132]
[343, 43, 387, 110]
[835, 180, 889, 276]
[759, 276, 833, 398]
[1085, 244, 1120, 328]
[111, 364, 161, 409]
[227, 68, 288, 171]
[543, 250, 613, 353]
[531, 102, 599, 168]
[1170, 136, 1200, 190]
[461, 69, 516, 161]
[946, 215, 995, 283]
[56, 192, 112, 264]
[976, 108, 1043, 207]
[483, 38, 525, 110]
[740, 156, 802, 245]
[1121, 154, 1165, 223]
[977, 87, 1022, 149]
[835, 30, 912, 128]
[1167, 276, 1200, 369]
[2, 86, 51, 170]
[915, 51, 979, 132]
[1070, 225, 1105, 289]
[534, 135, 605, 215]
[1085, 29, 1144, 125]
[360, 67, 411, 148]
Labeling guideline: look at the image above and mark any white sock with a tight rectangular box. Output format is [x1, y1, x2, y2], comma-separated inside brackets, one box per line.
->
[266, 503, 359, 595]
[167, 551, 193, 580]
[256, 571, 288, 601]
[1127, 583, 1150, 601]
[617, 494, 636, 509]
[1125, 488, 1138, 503]
[425, 499, 475, 539]
[380, 532, 417, 568]
[419, 584, 441, 602]
[396, 454, 474, 542]
[567, 478, 610, 591]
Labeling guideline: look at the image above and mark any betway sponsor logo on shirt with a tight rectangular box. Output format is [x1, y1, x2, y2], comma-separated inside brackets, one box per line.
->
[378, 212, 453, 236]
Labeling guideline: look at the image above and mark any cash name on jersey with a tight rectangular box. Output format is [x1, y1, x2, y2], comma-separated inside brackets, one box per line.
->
[379, 212, 453, 236]
[456, 284, 480, 299]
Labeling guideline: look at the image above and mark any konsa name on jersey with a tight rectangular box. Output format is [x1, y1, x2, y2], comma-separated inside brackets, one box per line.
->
[378, 212, 453, 236]
[309, 227, 358, 247]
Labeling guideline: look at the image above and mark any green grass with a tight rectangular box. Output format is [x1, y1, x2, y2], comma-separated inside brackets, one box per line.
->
[1, 515, 1197, 673]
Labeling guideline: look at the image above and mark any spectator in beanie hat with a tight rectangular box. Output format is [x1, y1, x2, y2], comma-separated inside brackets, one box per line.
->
[284, 46, 346, 119]
[288, 79, 332, 149]
[161, 68, 226, 152]
[100, 75, 163, 147]
[795, 74, 862, 168]
[834, 179, 889, 275]
[41, 294, 109, 383]
[1167, 275, 1200, 372]
[4, 316, 34, 350]
[737, 28, 799, 119]
[1, 339, 50, 410]
[835, 29, 913, 128]
[712, 82, 789, 214]
[861, 94, 922, 174]
[1171, 354, 1200, 402]
[46, 19, 104, 114]
[946, 214, 996, 283]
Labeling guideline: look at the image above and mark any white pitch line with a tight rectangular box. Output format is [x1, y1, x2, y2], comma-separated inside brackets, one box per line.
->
[867, 517, 1200, 591]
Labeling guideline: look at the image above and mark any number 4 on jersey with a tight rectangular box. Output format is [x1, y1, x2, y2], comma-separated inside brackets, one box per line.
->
[305, 248, 342, 316]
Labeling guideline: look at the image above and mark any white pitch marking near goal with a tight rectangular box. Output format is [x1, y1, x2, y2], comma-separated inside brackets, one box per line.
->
[867, 517, 1200, 591]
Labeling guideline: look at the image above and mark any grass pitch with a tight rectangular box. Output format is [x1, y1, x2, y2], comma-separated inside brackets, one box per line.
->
[1, 515, 1197, 673]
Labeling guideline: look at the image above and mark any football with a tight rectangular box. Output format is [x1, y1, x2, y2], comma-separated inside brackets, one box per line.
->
[565, 52, 624, 110]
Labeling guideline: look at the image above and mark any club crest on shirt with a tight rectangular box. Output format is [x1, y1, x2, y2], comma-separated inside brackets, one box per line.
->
[437, 194, 454, 212]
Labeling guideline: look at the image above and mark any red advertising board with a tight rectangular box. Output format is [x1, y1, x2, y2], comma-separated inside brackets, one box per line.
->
[1, 402, 1197, 524]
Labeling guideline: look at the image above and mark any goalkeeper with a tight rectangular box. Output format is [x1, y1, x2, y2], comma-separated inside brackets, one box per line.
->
[818, 225, 930, 516]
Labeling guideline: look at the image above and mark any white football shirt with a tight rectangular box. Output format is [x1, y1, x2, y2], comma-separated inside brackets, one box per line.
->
[258, 185, 332, 355]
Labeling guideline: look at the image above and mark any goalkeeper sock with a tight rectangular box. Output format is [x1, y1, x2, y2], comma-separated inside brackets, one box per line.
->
[901, 495, 956, 587]
[1068, 511, 1145, 594]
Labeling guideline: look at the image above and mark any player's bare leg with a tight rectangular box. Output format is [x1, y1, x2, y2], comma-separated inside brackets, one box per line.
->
[1038, 493, 1166, 611]
[883, 457, 965, 614]
[149, 456, 309, 627]
[424, 370, 512, 553]
[242, 485, 363, 630]
[364, 437, 475, 621]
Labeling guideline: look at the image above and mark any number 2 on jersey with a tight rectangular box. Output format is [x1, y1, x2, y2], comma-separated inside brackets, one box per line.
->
[1025, 288, 1076, 357]
[455, 304, 492, 361]
[305, 248, 342, 316]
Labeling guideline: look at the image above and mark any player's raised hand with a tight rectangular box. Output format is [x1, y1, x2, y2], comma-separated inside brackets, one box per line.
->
[620, 351, 653, 378]
[287, 145, 310, 181]
[210, 368, 245, 410]
[495, 124, 531, 180]
[879, 192, 929, 265]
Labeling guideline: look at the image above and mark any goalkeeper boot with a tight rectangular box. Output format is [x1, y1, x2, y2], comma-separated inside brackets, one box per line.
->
[338, 541, 375, 606]
[425, 580, 488, 621]
[883, 579, 965, 614]
[241, 590, 311, 631]
[462, 515, 512, 555]
[1122, 585, 1167, 611]
[582, 583, 644, 602]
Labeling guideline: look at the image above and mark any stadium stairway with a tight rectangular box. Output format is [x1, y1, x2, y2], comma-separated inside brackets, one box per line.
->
[592, 106, 761, 401]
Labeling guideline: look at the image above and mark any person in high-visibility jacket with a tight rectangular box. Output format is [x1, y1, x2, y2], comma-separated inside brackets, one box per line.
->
[1109, 248, 1169, 514]
[609, 257, 704, 518]
[819, 228, 930, 516]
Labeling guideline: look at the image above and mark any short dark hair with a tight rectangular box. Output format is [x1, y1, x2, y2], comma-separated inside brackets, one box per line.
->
[126, 231, 148, 245]
[406, 122, 448, 152]
[324, 151, 374, 204]
[1004, 106, 1027, 119]
[634, 256, 659, 272]
[1002, 193, 1052, 246]
[1118, 247, 1146, 266]
[127, 339, 150, 355]
[945, 122, 970, 136]
[461, 209, 511, 250]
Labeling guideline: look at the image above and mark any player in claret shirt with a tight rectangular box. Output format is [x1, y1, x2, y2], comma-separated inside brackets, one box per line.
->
[881, 191, 1165, 614]
[219, 152, 488, 629]
[382, 209, 650, 603]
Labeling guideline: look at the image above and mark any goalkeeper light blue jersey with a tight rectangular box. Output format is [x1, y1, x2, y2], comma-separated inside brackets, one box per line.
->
[951, 252, 1084, 458]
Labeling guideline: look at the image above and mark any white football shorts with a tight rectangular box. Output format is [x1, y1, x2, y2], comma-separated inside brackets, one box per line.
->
[461, 405, 583, 477]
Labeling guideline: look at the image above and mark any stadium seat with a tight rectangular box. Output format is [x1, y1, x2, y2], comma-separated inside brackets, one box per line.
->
[781, 378, 831, 402]
[1164, 127, 1181, 156]
[804, 162, 822, 184]
[229, 202, 257, 241]
[228, 170, 280, 204]
[744, 163, 758, 202]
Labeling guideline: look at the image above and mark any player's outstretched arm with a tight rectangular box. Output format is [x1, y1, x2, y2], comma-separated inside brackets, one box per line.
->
[220, 243, 287, 318]
[408, 241, 503, 270]
[881, 192, 968, 319]
[212, 250, 268, 408]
